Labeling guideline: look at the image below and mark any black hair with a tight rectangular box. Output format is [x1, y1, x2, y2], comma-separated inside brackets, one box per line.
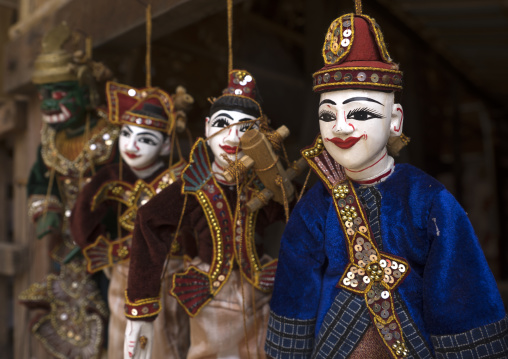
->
[131, 103, 167, 120]
[209, 95, 261, 118]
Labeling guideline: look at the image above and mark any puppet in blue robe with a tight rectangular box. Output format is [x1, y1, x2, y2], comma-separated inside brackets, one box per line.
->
[265, 2, 508, 358]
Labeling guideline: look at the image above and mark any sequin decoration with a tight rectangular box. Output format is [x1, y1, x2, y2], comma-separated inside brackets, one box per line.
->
[333, 179, 411, 359]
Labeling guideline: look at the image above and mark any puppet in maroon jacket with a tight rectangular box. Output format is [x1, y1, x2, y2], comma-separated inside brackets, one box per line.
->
[71, 82, 192, 358]
[124, 69, 295, 359]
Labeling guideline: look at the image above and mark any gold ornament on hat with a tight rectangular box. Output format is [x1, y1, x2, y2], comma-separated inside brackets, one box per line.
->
[32, 23, 76, 84]
[313, 0, 403, 93]
[32, 23, 113, 108]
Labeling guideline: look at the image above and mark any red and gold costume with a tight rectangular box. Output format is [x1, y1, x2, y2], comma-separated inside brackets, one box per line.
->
[126, 138, 286, 358]
[70, 82, 191, 358]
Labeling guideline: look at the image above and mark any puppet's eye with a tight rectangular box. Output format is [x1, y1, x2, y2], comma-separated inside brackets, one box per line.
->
[319, 110, 336, 122]
[347, 108, 383, 121]
[212, 118, 229, 128]
[137, 136, 159, 146]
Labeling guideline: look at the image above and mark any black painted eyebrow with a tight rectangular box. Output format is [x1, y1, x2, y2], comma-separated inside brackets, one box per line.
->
[137, 132, 160, 139]
[342, 97, 383, 106]
[319, 99, 337, 106]
[212, 112, 234, 120]
[124, 126, 134, 133]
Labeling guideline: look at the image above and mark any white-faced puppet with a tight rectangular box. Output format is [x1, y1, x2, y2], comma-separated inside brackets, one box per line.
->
[71, 83, 190, 359]
[266, 4, 508, 359]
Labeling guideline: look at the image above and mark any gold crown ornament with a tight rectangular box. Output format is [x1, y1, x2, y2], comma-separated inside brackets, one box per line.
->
[32, 23, 113, 108]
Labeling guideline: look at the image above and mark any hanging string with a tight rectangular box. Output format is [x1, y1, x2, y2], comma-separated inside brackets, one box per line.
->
[298, 168, 312, 202]
[145, 2, 152, 87]
[85, 36, 92, 60]
[117, 159, 123, 241]
[275, 175, 290, 223]
[227, 0, 233, 73]
[355, 0, 363, 15]
[42, 167, 56, 218]
[85, 113, 96, 176]
[161, 194, 188, 280]
[167, 122, 177, 170]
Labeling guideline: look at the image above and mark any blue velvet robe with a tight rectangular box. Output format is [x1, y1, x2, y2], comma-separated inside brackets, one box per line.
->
[266, 163, 508, 358]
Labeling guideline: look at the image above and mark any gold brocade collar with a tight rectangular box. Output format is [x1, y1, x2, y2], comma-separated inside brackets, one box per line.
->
[40, 118, 119, 177]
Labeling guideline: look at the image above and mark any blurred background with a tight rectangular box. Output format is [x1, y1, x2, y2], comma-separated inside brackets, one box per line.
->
[0, 0, 507, 357]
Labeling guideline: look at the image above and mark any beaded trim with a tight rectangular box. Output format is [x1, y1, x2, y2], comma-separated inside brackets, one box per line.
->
[322, 14, 392, 66]
[82, 235, 132, 273]
[317, 12, 402, 92]
[312, 67, 403, 92]
[124, 291, 161, 319]
[91, 162, 185, 233]
[27, 194, 63, 221]
[106, 82, 175, 134]
[170, 139, 276, 317]
[18, 261, 108, 358]
[302, 136, 411, 358]
[40, 120, 119, 177]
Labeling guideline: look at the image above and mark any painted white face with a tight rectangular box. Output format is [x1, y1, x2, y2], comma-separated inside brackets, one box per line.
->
[318, 89, 403, 171]
[119, 124, 169, 170]
[205, 110, 259, 169]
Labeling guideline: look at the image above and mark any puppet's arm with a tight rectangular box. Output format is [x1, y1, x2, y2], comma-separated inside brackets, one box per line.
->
[27, 146, 63, 239]
[265, 182, 329, 359]
[423, 189, 508, 357]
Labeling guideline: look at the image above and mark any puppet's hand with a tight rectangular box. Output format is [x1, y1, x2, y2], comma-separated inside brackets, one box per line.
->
[124, 319, 153, 359]
[35, 212, 61, 239]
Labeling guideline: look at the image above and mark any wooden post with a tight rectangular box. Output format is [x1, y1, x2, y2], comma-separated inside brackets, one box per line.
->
[12, 97, 51, 359]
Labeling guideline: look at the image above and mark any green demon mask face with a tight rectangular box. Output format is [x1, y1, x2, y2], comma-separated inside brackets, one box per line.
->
[37, 81, 90, 130]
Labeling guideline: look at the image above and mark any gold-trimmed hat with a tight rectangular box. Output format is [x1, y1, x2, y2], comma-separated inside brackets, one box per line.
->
[313, 3, 403, 93]
[32, 23, 77, 84]
[210, 69, 263, 118]
[106, 81, 175, 134]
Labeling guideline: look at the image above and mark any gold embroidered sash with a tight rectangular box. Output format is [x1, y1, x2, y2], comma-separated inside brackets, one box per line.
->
[302, 136, 410, 358]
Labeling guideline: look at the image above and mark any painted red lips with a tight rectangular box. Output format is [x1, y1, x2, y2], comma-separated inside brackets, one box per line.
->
[325, 136, 363, 149]
[220, 145, 240, 154]
[124, 153, 140, 159]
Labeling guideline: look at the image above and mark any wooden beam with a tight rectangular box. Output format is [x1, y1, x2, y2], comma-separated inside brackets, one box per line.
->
[3, 0, 243, 94]
[0, 0, 17, 9]
[0, 242, 29, 276]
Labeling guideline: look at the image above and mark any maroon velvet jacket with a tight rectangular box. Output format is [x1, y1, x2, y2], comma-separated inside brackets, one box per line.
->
[70, 161, 186, 273]
[125, 139, 288, 320]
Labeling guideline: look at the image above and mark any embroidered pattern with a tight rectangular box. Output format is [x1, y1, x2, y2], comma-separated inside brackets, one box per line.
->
[85, 162, 186, 271]
[91, 162, 185, 232]
[171, 139, 277, 317]
[40, 121, 119, 177]
[124, 291, 161, 319]
[27, 194, 63, 221]
[302, 137, 411, 358]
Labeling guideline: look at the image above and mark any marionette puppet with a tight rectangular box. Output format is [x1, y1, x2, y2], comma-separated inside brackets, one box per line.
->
[18, 24, 118, 359]
[123, 68, 303, 359]
[70, 82, 193, 358]
[26, 24, 118, 259]
[265, 2, 508, 359]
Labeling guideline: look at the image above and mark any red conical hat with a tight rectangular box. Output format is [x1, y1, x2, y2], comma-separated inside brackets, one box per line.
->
[313, 11, 403, 93]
